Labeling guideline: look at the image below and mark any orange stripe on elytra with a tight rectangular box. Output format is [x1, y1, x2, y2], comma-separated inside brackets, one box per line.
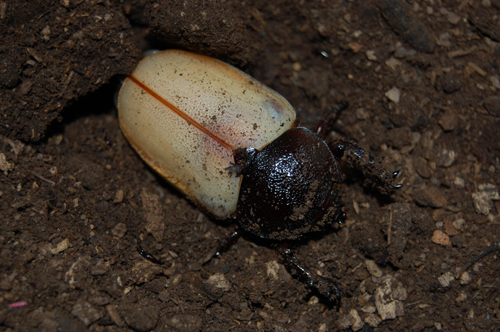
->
[128, 75, 235, 152]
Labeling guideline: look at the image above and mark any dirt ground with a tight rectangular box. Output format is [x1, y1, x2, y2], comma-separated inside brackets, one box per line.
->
[1, 0, 500, 331]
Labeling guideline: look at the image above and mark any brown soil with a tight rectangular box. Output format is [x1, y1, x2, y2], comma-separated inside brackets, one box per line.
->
[1, 0, 500, 331]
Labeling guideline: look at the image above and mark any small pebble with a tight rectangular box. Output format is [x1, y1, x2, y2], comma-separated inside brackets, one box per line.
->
[114, 189, 125, 203]
[452, 218, 465, 230]
[456, 291, 467, 302]
[206, 273, 231, 292]
[366, 50, 377, 61]
[437, 149, 456, 167]
[460, 271, 471, 285]
[478, 183, 499, 200]
[438, 111, 457, 131]
[437, 272, 454, 287]
[432, 230, 450, 246]
[446, 11, 461, 24]
[472, 191, 492, 215]
[366, 260, 383, 277]
[112, 223, 128, 238]
[51, 238, 70, 254]
[385, 87, 401, 103]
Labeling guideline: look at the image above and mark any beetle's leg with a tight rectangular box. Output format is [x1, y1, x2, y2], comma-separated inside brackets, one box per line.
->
[203, 225, 242, 264]
[316, 101, 349, 139]
[137, 244, 167, 267]
[274, 243, 341, 306]
[327, 136, 401, 194]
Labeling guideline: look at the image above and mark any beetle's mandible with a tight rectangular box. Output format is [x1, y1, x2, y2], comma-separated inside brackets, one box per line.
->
[117, 50, 401, 304]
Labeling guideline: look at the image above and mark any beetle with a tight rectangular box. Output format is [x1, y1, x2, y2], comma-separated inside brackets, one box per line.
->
[117, 49, 400, 304]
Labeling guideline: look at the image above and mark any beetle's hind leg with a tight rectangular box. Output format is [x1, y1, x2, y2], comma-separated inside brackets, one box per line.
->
[202, 225, 242, 264]
[274, 243, 341, 306]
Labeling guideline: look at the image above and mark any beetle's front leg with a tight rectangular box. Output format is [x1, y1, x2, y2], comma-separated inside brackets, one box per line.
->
[327, 136, 401, 194]
[274, 244, 341, 306]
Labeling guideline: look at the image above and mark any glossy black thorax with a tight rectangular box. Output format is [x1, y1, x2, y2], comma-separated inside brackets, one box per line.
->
[235, 127, 344, 240]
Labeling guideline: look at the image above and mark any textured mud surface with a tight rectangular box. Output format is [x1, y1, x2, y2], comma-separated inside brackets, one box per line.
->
[1, 0, 500, 331]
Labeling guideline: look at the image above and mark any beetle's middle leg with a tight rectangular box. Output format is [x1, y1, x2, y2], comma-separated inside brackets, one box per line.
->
[203, 225, 242, 264]
[274, 243, 341, 306]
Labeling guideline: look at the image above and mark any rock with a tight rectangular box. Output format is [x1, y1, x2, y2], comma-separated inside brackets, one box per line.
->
[266, 261, 280, 280]
[472, 191, 492, 215]
[478, 183, 499, 200]
[111, 223, 127, 238]
[452, 218, 465, 230]
[437, 149, 456, 167]
[432, 230, 450, 246]
[438, 110, 457, 131]
[460, 271, 471, 285]
[374, 275, 405, 320]
[438, 272, 455, 288]
[415, 187, 448, 208]
[456, 291, 467, 302]
[114, 189, 125, 203]
[205, 273, 231, 292]
[366, 260, 383, 277]
[51, 238, 70, 255]
[385, 87, 401, 103]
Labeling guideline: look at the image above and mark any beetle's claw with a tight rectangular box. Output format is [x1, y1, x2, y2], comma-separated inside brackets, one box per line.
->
[392, 170, 400, 178]
[393, 183, 403, 189]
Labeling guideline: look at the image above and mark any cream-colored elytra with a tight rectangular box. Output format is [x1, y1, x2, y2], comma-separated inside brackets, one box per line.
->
[118, 50, 296, 218]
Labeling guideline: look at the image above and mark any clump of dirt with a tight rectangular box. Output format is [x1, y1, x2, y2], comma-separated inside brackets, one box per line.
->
[1, 0, 500, 331]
